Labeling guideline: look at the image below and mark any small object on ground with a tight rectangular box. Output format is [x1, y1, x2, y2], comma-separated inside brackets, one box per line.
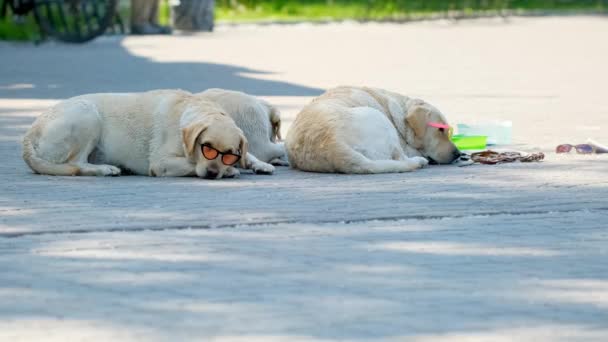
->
[556, 143, 593, 154]
[452, 153, 475, 167]
[470, 150, 545, 164]
[451, 134, 487, 150]
[588, 139, 608, 153]
[457, 121, 512, 145]
[556, 139, 608, 154]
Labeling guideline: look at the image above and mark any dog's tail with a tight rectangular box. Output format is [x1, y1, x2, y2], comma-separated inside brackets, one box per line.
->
[267, 104, 282, 142]
[22, 133, 80, 176]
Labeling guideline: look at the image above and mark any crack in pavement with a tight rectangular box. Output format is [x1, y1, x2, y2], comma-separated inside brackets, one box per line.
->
[2, 206, 606, 239]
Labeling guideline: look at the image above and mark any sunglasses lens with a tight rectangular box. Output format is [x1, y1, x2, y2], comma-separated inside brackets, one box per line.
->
[222, 154, 240, 166]
[202, 145, 219, 160]
[575, 144, 593, 154]
[556, 144, 572, 153]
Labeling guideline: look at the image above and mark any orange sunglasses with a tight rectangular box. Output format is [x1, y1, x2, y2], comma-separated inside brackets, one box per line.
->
[201, 144, 241, 166]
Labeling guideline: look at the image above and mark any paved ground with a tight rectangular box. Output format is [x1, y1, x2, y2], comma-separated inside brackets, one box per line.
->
[1, 16, 608, 341]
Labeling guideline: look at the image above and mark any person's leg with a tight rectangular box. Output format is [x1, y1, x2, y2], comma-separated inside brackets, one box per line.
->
[131, 0, 151, 28]
[148, 0, 159, 24]
[149, 0, 172, 34]
[131, 0, 171, 34]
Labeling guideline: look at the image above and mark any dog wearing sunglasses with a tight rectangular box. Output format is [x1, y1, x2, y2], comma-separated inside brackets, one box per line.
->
[285, 86, 461, 174]
[22, 90, 275, 179]
[197, 88, 289, 167]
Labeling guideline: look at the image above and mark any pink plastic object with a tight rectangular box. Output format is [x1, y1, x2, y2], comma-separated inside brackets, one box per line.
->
[427, 122, 450, 129]
[427, 122, 453, 138]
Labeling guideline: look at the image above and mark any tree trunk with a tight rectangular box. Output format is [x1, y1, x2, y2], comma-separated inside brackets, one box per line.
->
[172, 0, 214, 31]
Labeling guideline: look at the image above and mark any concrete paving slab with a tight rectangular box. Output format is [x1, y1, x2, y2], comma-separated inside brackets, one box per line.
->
[1, 16, 608, 341]
[2, 216, 608, 341]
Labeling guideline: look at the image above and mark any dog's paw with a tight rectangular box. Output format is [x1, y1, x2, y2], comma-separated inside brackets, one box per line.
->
[269, 157, 290, 167]
[224, 167, 241, 178]
[96, 165, 121, 176]
[252, 162, 275, 175]
[411, 156, 429, 168]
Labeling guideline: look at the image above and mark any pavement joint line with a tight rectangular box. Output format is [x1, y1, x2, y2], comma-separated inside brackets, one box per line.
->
[2, 206, 606, 239]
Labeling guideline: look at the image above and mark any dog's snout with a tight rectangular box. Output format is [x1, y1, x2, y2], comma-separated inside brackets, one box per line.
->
[204, 167, 219, 179]
[204, 170, 219, 179]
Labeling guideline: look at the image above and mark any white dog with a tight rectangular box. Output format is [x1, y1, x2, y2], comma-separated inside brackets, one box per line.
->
[285, 86, 461, 173]
[198, 89, 288, 167]
[22, 90, 275, 179]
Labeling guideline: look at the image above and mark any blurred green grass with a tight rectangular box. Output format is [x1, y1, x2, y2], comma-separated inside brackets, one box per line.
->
[2, 0, 606, 41]
[216, 0, 606, 22]
[0, 10, 39, 41]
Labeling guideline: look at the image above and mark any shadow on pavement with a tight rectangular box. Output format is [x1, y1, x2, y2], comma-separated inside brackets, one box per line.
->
[0, 38, 323, 99]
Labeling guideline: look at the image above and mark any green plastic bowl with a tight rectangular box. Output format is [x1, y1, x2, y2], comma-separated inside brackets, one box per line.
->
[451, 134, 487, 150]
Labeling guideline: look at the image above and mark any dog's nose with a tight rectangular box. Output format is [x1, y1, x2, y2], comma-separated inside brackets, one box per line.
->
[205, 170, 219, 179]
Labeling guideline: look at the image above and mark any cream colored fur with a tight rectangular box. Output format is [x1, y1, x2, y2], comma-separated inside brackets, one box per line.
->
[285, 86, 460, 174]
[22, 90, 275, 179]
[197, 89, 288, 166]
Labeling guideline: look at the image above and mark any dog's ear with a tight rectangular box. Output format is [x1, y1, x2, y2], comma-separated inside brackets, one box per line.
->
[182, 119, 210, 159]
[239, 133, 249, 168]
[406, 101, 430, 139]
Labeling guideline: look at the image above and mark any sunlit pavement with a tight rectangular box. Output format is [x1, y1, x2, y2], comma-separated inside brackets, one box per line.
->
[1, 17, 607, 341]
